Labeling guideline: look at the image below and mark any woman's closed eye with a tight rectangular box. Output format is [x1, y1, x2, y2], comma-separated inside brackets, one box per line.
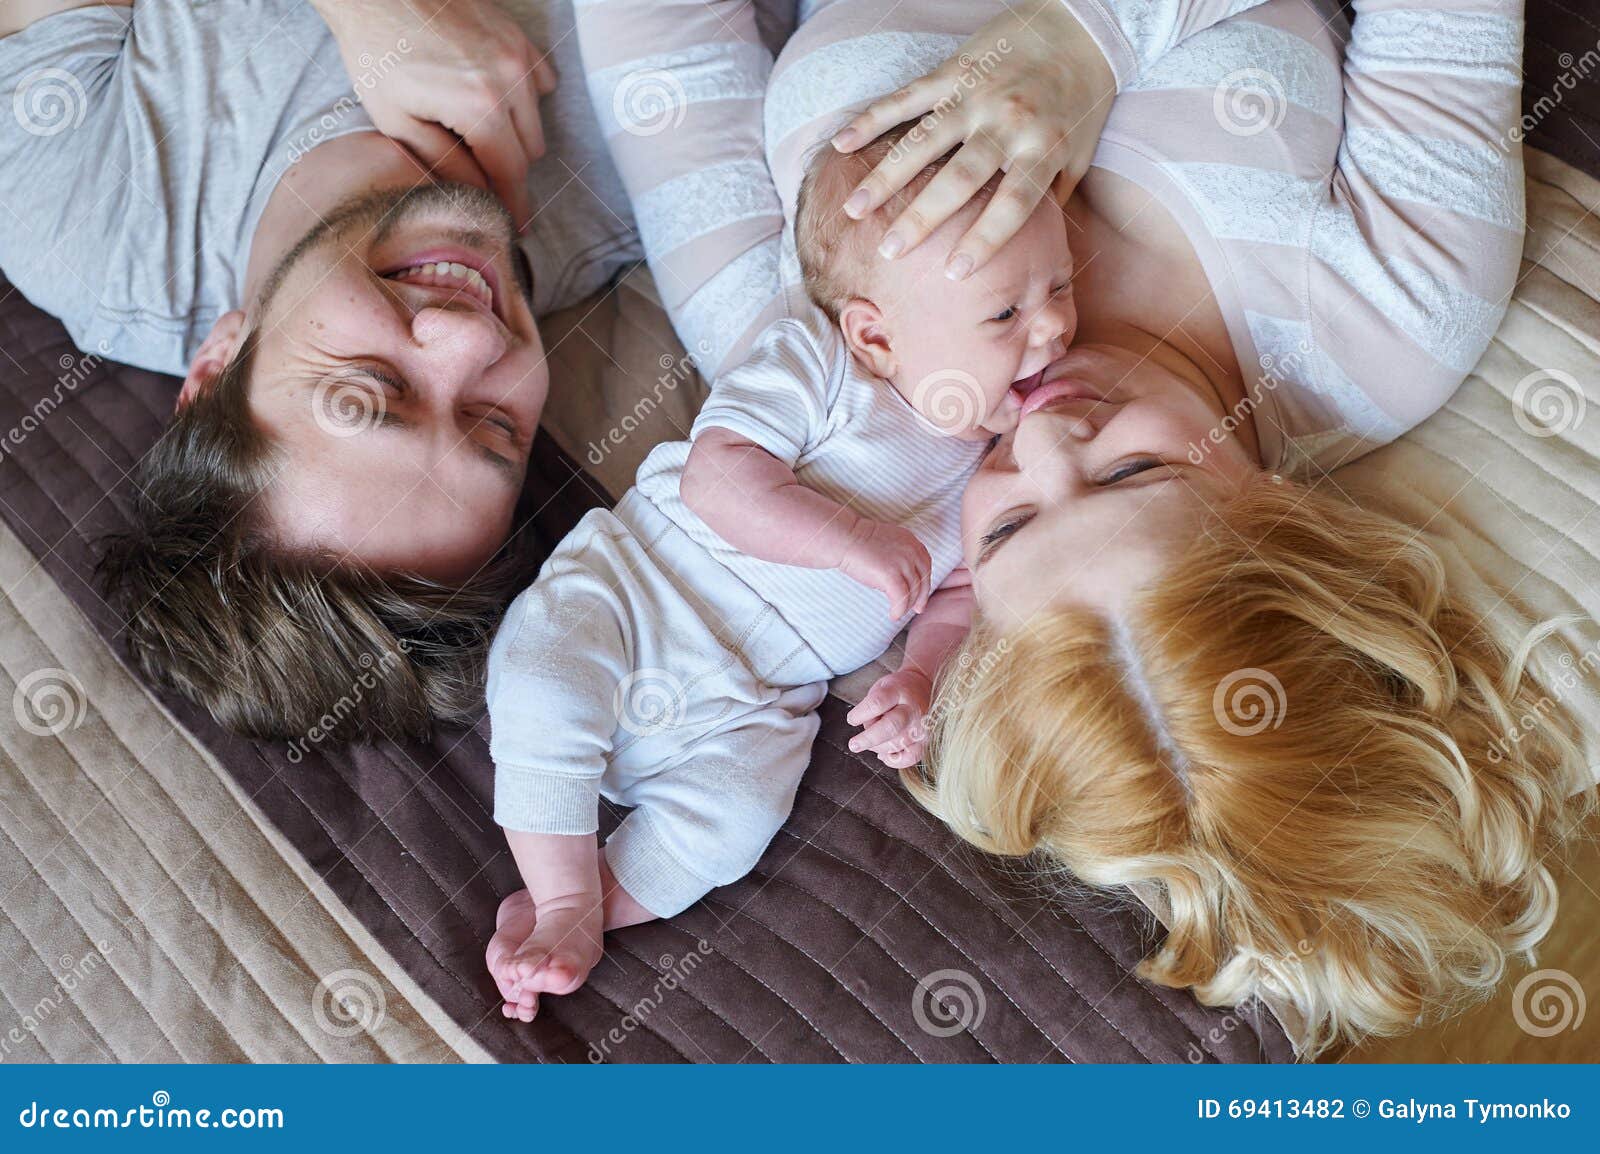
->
[1099, 458, 1166, 485]
[977, 509, 1034, 564]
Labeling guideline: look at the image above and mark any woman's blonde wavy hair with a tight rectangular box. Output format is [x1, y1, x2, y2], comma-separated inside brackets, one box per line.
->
[912, 474, 1595, 1057]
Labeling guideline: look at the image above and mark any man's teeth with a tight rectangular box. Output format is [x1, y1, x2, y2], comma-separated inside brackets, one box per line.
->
[388, 261, 493, 308]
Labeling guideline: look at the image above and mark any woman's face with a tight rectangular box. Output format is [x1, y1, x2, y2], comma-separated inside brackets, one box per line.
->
[962, 343, 1262, 631]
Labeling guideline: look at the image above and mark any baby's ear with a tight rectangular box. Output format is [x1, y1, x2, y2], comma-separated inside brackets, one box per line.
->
[838, 298, 895, 379]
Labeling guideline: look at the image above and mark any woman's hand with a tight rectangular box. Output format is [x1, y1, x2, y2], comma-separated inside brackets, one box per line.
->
[313, 0, 558, 227]
[831, 0, 1115, 280]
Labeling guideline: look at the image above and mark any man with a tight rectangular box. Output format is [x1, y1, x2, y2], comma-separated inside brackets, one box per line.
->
[0, 0, 639, 738]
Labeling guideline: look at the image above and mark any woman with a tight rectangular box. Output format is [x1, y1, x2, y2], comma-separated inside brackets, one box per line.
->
[578, 0, 1594, 1054]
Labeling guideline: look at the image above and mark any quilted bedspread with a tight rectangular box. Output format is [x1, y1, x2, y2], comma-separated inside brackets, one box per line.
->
[4, 0, 1600, 1062]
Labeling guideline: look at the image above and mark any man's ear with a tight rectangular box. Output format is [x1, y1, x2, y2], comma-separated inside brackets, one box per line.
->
[838, 298, 895, 380]
[177, 310, 247, 411]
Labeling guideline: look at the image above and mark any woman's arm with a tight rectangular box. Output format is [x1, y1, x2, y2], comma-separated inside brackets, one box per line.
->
[575, 0, 787, 378]
[1311, 0, 1525, 430]
[834, 0, 1271, 276]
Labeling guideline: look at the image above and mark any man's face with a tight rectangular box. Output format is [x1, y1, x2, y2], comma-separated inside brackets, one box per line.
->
[242, 183, 547, 581]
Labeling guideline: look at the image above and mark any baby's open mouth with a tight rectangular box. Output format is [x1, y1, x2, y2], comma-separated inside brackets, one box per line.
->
[1010, 367, 1046, 403]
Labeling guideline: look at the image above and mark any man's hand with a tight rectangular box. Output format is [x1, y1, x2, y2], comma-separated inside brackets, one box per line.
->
[847, 669, 933, 769]
[313, 0, 557, 226]
[837, 519, 932, 619]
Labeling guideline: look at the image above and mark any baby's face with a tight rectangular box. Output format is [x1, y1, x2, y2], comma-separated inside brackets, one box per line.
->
[873, 201, 1077, 440]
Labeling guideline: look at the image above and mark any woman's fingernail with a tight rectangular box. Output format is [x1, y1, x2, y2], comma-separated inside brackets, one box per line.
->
[878, 231, 905, 260]
[833, 128, 861, 151]
[844, 189, 870, 218]
[945, 253, 974, 281]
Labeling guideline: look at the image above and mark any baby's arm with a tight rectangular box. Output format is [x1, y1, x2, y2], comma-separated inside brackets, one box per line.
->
[682, 427, 932, 620]
[847, 570, 975, 769]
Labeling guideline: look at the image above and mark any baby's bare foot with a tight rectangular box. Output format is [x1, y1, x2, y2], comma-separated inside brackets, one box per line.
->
[486, 890, 537, 1014]
[513, 895, 603, 985]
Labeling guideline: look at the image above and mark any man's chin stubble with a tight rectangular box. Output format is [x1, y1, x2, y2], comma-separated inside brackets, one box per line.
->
[253, 181, 530, 319]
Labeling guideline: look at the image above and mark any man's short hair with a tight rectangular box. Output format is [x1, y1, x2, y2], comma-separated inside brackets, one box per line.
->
[795, 119, 1000, 321]
[97, 334, 515, 742]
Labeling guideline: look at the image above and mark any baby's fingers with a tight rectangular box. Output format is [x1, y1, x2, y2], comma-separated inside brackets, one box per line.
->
[879, 743, 924, 770]
[851, 705, 913, 753]
[847, 684, 891, 727]
[883, 574, 912, 620]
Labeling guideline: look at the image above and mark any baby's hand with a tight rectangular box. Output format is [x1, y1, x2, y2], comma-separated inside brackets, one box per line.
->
[838, 519, 932, 619]
[846, 668, 933, 769]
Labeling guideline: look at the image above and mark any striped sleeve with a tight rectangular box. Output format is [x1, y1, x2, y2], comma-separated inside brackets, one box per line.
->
[575, 0, 788, 379]
[1060, 0, 1273, 90]
[1309, 0, 1526, 432]
[689, 318, 837, 466]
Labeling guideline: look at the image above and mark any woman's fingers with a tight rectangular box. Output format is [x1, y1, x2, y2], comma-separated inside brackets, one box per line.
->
[833, 75, 945, 154]
[944, 151, 1058, 279]
[842, 113, 964, 222]
[875, 135, 1005, 258]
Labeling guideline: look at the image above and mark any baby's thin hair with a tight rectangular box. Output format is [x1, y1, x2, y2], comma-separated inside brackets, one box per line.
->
[795, 118, 998, 320]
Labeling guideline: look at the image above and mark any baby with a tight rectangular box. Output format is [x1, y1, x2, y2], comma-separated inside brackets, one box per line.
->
[484, 124, 1077, 1020]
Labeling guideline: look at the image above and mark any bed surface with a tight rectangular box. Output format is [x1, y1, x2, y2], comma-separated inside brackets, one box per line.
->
[0, 260, 1290, 1066]
[5, 1, 1600, 1063]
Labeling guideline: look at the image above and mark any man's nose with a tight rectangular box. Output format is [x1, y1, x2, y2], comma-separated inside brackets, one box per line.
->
[411, 305, 509, 379]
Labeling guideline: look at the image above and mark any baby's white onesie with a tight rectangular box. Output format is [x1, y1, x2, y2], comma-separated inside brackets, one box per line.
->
[488, 313, 983, 916]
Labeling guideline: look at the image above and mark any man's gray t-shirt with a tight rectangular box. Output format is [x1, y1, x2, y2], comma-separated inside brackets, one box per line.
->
[0, 0, 638, 376]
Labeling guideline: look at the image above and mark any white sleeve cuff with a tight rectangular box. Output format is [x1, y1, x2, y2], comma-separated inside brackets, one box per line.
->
[493, 765, 602, 835]
[604, 810, 719, 918]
